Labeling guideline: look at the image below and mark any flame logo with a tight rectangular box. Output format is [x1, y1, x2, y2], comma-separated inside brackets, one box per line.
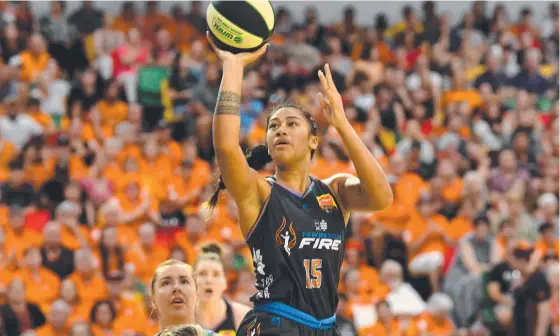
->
[247, 318, 261, 336]
[275, 217, 296, 249]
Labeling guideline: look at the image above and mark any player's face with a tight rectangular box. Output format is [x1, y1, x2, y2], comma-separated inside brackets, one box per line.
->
[195, 259, 227, 302]
[266, 108, 318, 167]
[152, 264, 197, 321]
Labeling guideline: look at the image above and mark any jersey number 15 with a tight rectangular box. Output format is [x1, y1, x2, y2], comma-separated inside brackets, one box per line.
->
[303, 259, 322, 289]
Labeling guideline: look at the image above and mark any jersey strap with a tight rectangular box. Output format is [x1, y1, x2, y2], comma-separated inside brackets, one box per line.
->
[254, 302, 336, 330]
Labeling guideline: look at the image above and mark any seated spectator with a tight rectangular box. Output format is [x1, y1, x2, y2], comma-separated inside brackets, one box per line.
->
[380, 259, 425, 318]
[34, 299, 70, 335]
[124, 222, 168, 286]
[4, 206, 42, 261]
[406, 292, 457, 336]
[12, 247, 60, 313]
[0, 278, 46, 336]
[67, 249, 108, 306]
[9, 34, 51, 84]
[113, 28, 150, 103]
[359, 300, 402, 336]
[0, 86, 43, 150]
[89, 300, 117, 336]
[59, 279, 91, 326]
[443, 215, 495, 327]
[404, 191, 453, 293]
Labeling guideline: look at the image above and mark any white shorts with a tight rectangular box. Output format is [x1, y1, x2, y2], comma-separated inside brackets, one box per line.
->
[409, 251, 444, 274]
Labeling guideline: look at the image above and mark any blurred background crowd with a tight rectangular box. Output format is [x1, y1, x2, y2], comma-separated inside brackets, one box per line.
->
[0, 1, 558, 335]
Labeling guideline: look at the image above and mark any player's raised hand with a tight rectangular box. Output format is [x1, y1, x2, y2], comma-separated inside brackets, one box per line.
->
[317, 64, 347, 129]
[207, 31, 269, 68]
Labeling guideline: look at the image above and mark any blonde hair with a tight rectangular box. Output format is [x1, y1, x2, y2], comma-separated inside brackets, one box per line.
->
[161, 324, 206, 336]
[150, 259, 193, 297]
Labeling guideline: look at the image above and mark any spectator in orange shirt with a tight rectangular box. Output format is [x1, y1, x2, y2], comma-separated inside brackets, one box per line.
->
[0, 278, 46, 336]
[360, 300, 401, 336]
[405, 192, 453, 293]
[406, 292, 457, 336]
[59, 278, 92, 327]
[4, 206, 43, 261]
[68, 249, 108, 305]
[125, 223, 168, 286]
[13, 247, 60, 313]
[34, 299, 70, 336]
[90, 300, 117, 336]
[105, 272, 147, 335]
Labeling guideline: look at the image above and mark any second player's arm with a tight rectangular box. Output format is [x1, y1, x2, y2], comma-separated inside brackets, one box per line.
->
[329, 119, 393, 213]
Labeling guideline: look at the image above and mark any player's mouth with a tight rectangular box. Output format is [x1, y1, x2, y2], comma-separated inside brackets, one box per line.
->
[170, 296, 185, 306]
[203, 288, 214, 295]
[274, 139, 291, 148]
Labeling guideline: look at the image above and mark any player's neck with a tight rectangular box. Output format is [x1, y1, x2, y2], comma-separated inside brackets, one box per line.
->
[275, 167, 311, 195]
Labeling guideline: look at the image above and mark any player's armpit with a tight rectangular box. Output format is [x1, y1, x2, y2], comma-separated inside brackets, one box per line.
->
[324, 173, 387, 214]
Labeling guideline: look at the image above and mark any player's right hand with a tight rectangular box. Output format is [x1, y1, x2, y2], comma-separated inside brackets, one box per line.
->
[207, 31, 269, 68]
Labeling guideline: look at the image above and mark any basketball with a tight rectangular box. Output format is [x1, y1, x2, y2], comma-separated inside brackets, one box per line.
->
[206, 0, 275, 54]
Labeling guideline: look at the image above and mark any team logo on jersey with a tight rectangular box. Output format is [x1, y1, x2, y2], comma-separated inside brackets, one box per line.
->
[252, 248, 266, 276]
[247, 318, 261, 336]
[316, 194, 338, 213]
[275, 217, 297, 256]
[314, 219, 328, 231]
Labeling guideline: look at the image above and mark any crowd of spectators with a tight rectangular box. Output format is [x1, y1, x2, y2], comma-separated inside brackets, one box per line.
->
[0, 1, 558, 335]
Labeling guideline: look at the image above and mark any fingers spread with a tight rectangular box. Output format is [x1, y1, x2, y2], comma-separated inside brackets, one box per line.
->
[318, 69, 329, 91]
[324, 64, 336, 90]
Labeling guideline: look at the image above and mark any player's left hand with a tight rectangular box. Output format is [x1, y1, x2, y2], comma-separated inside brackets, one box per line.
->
[317, 64, 347, 129]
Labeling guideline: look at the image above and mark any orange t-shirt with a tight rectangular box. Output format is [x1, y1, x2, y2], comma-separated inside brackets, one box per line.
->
[404, 212, 451, 261]
[394, 173, 428, 208]
[97, 100, 129, 128]
[406, 312, 455, 335]
[534, 239, 559, 258]
[12, 267, 61, 313]
[35, 324, 68, 336]
[67, 272, 108, 305]
[359, 319, 401, 336]
[124, 244, 169, 285]
[19, 51, 51, 82]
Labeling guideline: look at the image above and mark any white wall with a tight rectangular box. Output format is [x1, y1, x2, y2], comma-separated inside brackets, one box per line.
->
[28, 1, 553, 27]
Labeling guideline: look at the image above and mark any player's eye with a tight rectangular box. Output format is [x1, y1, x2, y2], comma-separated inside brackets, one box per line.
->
[288, 121, 297, 127]
[268, 123, 278, 129]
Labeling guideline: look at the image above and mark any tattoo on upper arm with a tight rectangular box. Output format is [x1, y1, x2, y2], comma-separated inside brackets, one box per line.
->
[215, 91, 241, 116]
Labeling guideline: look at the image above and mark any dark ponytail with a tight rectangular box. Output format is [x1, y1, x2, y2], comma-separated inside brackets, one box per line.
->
[207, 101, 317, 216]
[207, 144, 272, 214]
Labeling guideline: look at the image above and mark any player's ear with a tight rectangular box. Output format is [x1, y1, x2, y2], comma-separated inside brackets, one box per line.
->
[309, 135, 319, 152]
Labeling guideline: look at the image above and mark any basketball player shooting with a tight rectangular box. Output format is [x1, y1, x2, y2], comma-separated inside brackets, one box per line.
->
[206, 31, 393, 335]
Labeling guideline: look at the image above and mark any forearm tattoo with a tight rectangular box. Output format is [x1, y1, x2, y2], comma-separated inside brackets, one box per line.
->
[215, 91, 241, 116]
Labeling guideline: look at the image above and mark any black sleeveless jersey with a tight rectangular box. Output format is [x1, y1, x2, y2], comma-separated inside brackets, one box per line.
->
[247, 176, 346, 319]
[214, 299, 236, 335]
